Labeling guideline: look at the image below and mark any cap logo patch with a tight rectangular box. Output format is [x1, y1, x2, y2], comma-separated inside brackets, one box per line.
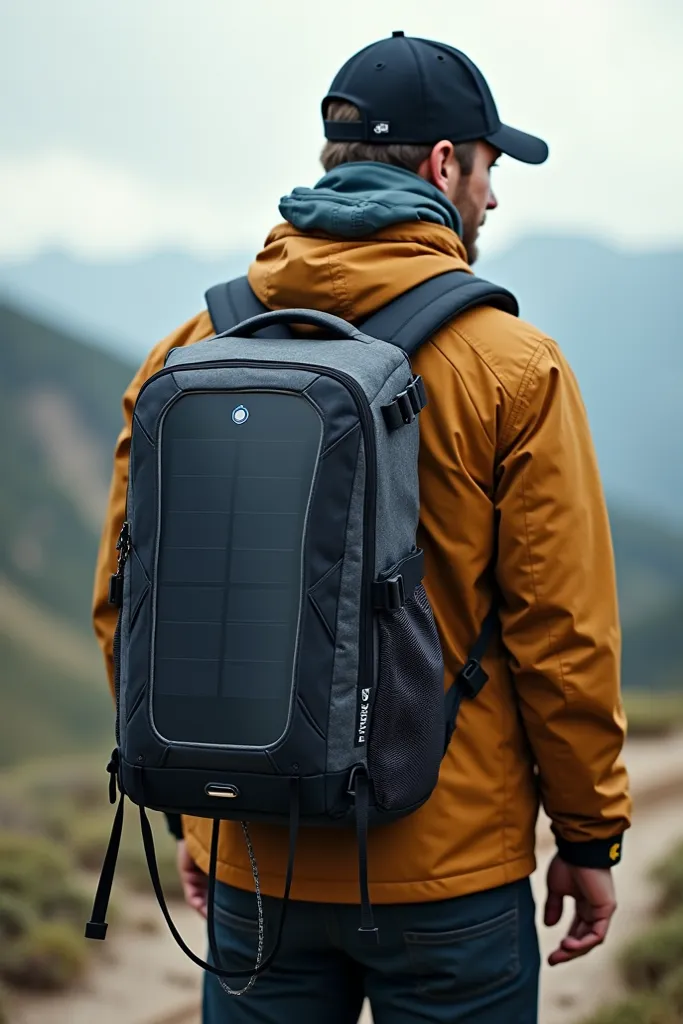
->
[372, 121, 390, 135]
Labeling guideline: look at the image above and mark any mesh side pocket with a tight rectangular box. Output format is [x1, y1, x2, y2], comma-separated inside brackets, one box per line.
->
[368, 584, 445, 812]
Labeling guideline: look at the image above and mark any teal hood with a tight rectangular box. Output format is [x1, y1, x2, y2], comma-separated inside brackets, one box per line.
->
[278, 162, 463, 239]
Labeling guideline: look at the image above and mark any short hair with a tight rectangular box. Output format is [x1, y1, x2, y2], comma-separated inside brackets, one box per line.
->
[321, 101, 476, 176]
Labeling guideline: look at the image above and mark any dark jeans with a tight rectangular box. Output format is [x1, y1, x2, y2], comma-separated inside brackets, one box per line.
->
[202, 878, 540, 1023]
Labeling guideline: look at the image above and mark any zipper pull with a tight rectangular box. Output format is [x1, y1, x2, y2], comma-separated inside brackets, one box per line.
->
[116, 520, 130, 555]
[108, 521, 130, 608]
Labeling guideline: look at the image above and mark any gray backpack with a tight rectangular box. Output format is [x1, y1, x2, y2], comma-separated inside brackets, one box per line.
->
[86, 271, 518, 992]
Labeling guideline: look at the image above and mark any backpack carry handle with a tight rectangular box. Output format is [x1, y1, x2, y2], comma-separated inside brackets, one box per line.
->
[217, 308, 371, 343]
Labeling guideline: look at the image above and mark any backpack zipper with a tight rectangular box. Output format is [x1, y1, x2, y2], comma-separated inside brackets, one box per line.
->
[135, 359, 377, 744]
[110, 519, 130, 744]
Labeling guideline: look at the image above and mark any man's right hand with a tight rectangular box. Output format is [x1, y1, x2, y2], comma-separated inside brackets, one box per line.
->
[176, 840, 208, 918]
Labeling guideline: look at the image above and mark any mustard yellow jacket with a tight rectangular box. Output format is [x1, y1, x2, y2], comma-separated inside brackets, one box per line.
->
[93, 221, 631, 903]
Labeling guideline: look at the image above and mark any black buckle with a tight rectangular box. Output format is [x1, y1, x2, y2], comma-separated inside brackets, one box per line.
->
[385, 575, 405, 611]
[395, 390, 415, 424]
[411, 375, 427, 411]
[373, 574, 406, 611]
[459, 659, 489, 698]
[407, 376, 425, 415]
[347, 764, 368, 798]
[382, 376, 427, 431]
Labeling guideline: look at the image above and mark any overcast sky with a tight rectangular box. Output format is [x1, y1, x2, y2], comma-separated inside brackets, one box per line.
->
[1, 0, 682, 261]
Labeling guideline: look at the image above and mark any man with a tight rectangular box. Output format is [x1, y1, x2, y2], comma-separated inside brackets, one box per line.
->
[93, 31, 631, 1024]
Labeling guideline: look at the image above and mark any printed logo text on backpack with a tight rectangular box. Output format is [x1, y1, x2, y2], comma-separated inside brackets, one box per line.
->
[357, 687, 372, 744]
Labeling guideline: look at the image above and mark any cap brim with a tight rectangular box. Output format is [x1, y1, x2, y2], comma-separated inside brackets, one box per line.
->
[485, 123, 549, 165]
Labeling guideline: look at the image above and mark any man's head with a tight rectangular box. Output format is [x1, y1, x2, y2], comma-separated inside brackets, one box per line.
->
[322, 101, 499, 264]
[320, 32, 548, 263]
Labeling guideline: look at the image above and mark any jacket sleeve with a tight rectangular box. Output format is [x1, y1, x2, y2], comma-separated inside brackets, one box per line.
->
[495, 338, 631, 867]
[92, 313, 213, 697]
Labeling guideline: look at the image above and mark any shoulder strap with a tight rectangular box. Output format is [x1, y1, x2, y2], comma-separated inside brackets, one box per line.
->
[205, 269, 516, 352]
[204, 276, 293, 340]
[358, 270, 518, 356]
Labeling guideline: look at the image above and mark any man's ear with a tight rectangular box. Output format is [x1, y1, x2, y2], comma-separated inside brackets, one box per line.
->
[417, 141, 460, 196]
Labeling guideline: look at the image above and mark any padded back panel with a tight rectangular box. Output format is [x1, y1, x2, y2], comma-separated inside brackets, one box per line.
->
[152, 390, 322, 747]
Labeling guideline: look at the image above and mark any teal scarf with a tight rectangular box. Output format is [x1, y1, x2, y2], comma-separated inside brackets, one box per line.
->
[279, 161, 463, 239]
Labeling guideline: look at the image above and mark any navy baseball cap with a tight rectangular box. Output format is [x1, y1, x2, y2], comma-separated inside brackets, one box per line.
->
[323, 31, 548, 165]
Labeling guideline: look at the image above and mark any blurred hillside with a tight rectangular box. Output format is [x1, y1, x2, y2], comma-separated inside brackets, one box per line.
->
[0, 304, 131, 764]
[0, 295, 681, 768]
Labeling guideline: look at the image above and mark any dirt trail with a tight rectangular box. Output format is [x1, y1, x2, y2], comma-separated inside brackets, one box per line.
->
[8, 733, 682, 1024]
[8, 900, 205, 1024]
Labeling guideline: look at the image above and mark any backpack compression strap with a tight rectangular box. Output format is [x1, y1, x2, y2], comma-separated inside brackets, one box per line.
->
[442, 603, 499, 754]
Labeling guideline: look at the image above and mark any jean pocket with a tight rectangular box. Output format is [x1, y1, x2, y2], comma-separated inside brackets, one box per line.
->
[404, 906, 520, 1002]
[212, 901, 260, 934]
[208, 893, 263, 978]
[211, 883, 261, 935]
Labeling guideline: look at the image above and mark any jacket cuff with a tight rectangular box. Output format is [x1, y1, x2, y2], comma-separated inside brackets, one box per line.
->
[165, 813, 184, 840]
[555, 832, 624, 868]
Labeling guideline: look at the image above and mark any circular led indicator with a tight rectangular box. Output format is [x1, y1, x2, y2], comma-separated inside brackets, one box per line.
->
[232, 405, 249, 425]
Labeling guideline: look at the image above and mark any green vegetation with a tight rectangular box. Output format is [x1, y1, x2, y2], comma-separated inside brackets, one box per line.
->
[582, 996, 680, 1024]
[581, 838, 683, 1024]
[0, 756, 181, 895]
[621, 596, 683, 693]
[0, 833, 89, 926]
[624, 693, 683, 739]
[619, 911, 683, 991]
[0, 832, 90, 991]
[0, 755, 183, 1002]
[608, 512, 683, 693]
[662, 968, 683, 1015]
[2, 921, 89, 991]
[0, 632, 110, 768]
[651, 840, 683, 914]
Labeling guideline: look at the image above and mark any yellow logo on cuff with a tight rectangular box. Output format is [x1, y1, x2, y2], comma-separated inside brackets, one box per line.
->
[609, 842, 621, 862]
